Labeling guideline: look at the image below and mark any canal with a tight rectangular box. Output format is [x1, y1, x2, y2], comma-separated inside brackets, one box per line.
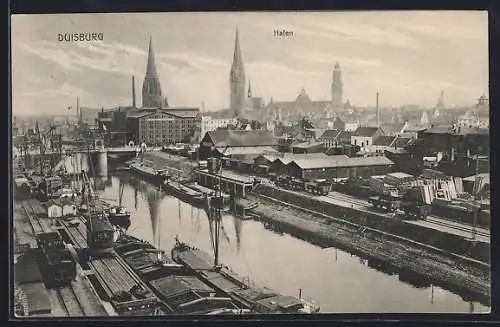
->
[94, 172, 489, 313]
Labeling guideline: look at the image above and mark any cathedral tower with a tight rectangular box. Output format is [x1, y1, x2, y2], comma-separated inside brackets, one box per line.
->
[142, 37, 163, 108]
[331, 62, 343, 109]
[229, 28, 246, 118]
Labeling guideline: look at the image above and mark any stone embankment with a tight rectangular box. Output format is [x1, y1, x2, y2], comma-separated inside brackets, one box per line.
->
[247, 184, 490, 306]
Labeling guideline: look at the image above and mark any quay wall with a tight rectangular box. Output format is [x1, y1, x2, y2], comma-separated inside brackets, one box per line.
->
[251, 184, 489, 264]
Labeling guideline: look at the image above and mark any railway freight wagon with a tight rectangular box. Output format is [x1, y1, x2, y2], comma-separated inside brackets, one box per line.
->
[368, 195, 401, 213]
[86, 215, 115, 253]
[273, 175, 331, 196]
[35, 231, 77, 287]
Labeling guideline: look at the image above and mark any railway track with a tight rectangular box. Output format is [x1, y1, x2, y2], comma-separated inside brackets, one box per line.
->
[425, 216, 490, 239]
[56, 284, 86, 317]
[326, 192, 368, 207]
[22, 200, 45, 234]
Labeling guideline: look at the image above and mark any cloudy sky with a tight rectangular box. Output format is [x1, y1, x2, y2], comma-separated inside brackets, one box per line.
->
[11, 11, 488, 116]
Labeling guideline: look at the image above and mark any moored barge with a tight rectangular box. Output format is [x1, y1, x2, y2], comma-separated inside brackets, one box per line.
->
[113, 234, 250, 315]
[171, 239, 320, 314]
[129, 163, 170, 186]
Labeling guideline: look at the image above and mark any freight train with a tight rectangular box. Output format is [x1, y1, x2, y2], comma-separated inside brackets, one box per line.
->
[368, 195, 401, 213]
[35, 230, 76, 287]
[272, 175, 331, 196]
[368, 194, 431, 220]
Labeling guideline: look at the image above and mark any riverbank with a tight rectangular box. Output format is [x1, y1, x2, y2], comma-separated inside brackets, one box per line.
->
[246, 190, 490, 306]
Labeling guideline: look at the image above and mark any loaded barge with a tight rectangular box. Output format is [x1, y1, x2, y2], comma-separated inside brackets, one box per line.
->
[113, 234, 249, 315]
[162, 180, 205, 207]
[171, 239, 320, 314]
[129, 162, 169, 186]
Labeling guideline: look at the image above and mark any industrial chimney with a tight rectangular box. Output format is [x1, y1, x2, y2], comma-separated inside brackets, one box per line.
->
[376, 92, 380, 127]
[132, 76, 136, 108]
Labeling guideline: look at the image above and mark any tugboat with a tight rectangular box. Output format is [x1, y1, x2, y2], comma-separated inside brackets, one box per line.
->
[107, 181, 131, 229]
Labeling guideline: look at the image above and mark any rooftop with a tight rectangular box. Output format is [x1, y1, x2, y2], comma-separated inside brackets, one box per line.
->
[372, 135, 397, 146]
[292, 141, 324, 149]
[290, 155, 394, 170]
[216, 146, 277, 156]
[319, 129, 342, 140]
[353, 126, 382, 137]
[206, 129, 275, 147]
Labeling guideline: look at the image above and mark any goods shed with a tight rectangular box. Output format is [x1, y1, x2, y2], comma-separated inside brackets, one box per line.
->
[286, 156, 394, 180]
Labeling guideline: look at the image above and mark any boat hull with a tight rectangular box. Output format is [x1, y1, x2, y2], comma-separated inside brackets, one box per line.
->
[108, 213, 131, 229]
[163, 181, 205, 207]
[130, 164, 167, 186]
[171, 243, 319, 314]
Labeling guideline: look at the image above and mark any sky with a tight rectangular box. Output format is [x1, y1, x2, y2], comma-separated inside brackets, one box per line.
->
[11, 11, 488, 116]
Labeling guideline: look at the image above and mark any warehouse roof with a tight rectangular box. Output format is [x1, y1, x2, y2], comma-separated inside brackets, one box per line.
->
[217, 146, 277, 156]
[267, 153, 330, 165]
[289, 155, 392, 170]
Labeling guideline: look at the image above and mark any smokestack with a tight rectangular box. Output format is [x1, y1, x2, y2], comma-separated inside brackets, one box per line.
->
[376, 92, 380, 127]
[132, 76, 136, 108]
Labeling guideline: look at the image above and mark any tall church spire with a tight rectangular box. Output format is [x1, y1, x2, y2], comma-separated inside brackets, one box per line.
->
[146, 37, 158, 78]
[233, 28, 243, 68]
[142, 36, 163, 108]
[229, 28, 246, 118]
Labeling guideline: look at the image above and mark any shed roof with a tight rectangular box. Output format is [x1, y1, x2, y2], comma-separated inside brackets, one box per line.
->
[217, 146, 277, 156]
[290, 155, 393, 170]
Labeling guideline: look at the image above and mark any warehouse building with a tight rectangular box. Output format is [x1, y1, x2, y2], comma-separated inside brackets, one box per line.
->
[292, 141, 325, 154]
[286, 156, 394, 180]
[126, 108, 200, 146]
[254, 153, 329, 174]
[198, 129, 275, 160]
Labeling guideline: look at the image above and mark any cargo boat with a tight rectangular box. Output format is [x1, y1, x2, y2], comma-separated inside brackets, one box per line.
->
[129, 163, 170, 186]
[163, 180, 205, 207]
[171, 239, 320, 314]
[106, 182, 131, 229]
[113, 234, 250, 315]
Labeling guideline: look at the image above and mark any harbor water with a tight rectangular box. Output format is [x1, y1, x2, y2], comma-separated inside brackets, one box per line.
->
[96, 172, 489, 313]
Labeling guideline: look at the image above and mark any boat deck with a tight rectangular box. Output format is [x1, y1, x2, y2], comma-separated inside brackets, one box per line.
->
[173, 247, 306, 313]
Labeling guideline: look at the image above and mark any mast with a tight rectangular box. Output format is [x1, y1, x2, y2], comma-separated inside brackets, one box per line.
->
[118, 179, 124, 207]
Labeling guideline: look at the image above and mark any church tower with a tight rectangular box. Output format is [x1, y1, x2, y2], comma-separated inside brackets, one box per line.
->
[142, 37, 163, 108]
[331, 62, 343, 109]
[229, 28, 246, 118]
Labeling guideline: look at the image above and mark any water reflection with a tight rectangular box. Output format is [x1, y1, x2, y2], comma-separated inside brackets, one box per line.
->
[99, 173, 490, 313]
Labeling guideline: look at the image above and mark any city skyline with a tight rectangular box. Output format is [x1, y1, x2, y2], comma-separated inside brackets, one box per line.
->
[11, 11, 488, 116]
